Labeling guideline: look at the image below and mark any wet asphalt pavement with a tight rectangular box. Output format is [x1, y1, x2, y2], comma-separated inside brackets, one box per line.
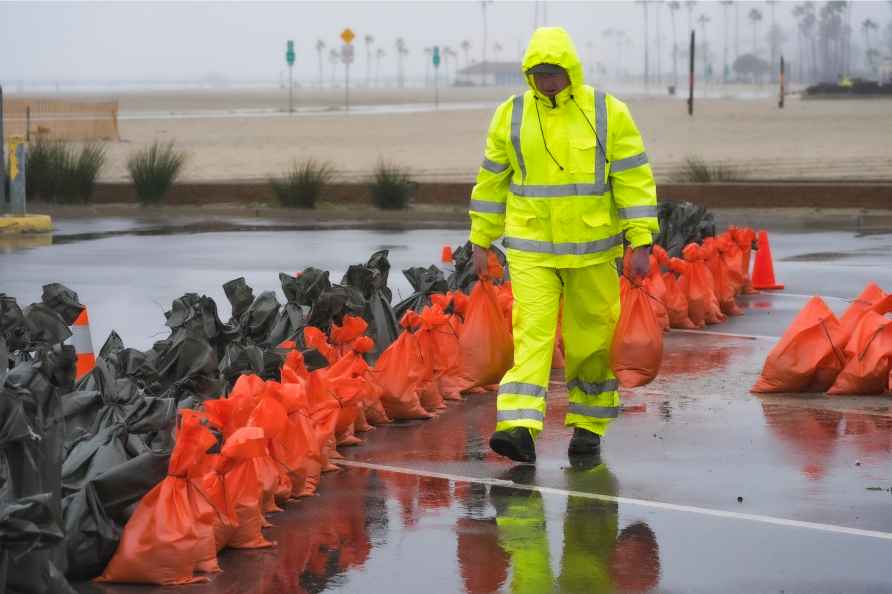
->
[2, 218, 891, 594]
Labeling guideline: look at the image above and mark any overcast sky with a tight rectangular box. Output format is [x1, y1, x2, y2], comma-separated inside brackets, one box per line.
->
[2, 1, 890, 85]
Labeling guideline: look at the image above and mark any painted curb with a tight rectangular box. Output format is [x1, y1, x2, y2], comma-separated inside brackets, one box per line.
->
[0, 214, 54, 234]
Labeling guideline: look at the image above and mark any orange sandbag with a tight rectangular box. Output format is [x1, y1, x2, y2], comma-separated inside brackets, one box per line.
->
[683, 243, 725, 325]
[306, 371, 342, 472]
[717, 233, 746, 296]
[703, 237, 743, 317]
[454, 280, 514, 392]
[643, 254, 670, 331]
[663, 270, 697, 329]
[838, 282, 890, 347]
[670, 257, 705, 328]
[730, 227, 757, 293]
[97, 411, 220, 585]
[827, 311, 892, 395]
[752, 296, 847, 393]
[216, 426, 275, 549]
[371, 320, 432, 419]
[612, 278, 663, 388]
[304, 326, 338, 365]
[432, 293, 466, 400]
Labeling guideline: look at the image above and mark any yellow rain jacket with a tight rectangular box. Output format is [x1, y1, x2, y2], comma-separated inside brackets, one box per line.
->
[469, 27, 658, 267]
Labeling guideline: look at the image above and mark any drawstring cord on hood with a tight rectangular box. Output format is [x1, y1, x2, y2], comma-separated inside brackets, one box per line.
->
[534, 99, 565, 171]
[570, 95, 609, 164]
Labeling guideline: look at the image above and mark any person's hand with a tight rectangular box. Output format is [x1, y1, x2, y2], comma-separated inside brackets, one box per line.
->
[629, 246, 652, 281]
[471, 243, 490, 279]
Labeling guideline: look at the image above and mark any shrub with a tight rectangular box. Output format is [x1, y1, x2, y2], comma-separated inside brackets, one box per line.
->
[269, 159, 335, 209]
[25, 138, 106, 203]
[369, 161, 414, 210]
[127, 141, 187, 205]
[670, 155, 743, 183]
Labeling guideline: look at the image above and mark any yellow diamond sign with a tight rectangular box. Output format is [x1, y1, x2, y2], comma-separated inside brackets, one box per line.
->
[340, 27, 355, 45]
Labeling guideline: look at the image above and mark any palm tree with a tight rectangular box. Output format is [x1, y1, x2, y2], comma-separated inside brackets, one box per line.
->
[328, 48, 339, 87]
[375, 48, 386, 86]
[444, 46, 458, 82]
[767, 0, 779, 71]
[395, 38, 408, 88]
[637, 0, 650, 87]
[364, 34, 375, 87]
[793, 2, 817, 83]
[685, 0, 697, 32]
[461, 39, 472, 68]
[315, 39, 326, 88]
[861, 18, 879, 72]
[668, 1, 681, 86]
[721, 1, 734, 82]
[749, 8, 764, 55]
[697, 13, 711, 80]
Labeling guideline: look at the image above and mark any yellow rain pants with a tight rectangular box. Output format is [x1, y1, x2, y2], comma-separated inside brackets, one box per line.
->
[495, 261, 620, 437]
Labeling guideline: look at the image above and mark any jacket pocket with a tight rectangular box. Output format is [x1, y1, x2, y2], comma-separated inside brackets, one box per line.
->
[569, 137, 596, 176]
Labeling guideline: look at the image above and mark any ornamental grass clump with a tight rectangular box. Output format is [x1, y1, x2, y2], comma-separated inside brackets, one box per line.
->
[127, 141, 187, 205]
[369, 161, 414, 210]
[25, 138, 106, 203]
[270, 159, 335, 209]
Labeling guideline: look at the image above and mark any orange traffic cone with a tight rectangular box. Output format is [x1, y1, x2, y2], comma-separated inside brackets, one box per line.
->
[751, 230, 784, 290]
[441, 245, 453, 263]
[69, 308, 96, 380]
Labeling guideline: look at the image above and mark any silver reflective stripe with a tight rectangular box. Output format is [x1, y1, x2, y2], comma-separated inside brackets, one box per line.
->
[567, 403, 619, 419]
[502, 233, 623, 256]
[509, 183, 606, 198]
[567, 378, 619, 396]
[510, 95, 526, 181]
[611, 152, 649, 173]
[497, 409, 546, 422]
[67, 325, 94, 353]
[618, 205, 658, 219]
[595, 91, 608, 191]
[469, 199, 506, 214]
[498, 382, 547, 398]
[481, 158, 510, 174]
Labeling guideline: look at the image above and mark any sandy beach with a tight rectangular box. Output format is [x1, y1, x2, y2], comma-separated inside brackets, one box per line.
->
[30, 86, 892, 183]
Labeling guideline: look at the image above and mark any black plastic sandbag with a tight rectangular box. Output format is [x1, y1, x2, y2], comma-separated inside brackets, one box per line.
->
[1, 295, 34, 353]
[40, 284, 84, 326]
[164, 293, 239, 359]
[0, 493, 74, 594]
[655, 200, 717, 258]
[394, 266, 449, 319]
[152, 331, 223, 405]
[447, 241, 508, 293]
[21, 304, 72, 348]
[219, 342, 265, 390]
[61, 450, 170, 580]
[282, 268, 332, 307]
[341, 250, 399, 363]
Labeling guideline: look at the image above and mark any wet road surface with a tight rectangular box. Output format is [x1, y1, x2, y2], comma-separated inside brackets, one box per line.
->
[2, 219, 891, 593]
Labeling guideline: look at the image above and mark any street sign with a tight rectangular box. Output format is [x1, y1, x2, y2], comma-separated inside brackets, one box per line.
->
[340, 28, 355, 45]
[286, 40, 295, 66]
[432, 46, 441, 68]
[341, 44, 355, 65]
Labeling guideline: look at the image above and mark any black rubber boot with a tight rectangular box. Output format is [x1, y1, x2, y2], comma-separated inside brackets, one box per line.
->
[568, 427, 601, 456]
[489, 427, 536, 463]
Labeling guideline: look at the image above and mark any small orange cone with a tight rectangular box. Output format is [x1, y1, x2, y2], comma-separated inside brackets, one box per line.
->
[751, 230, 784, 290]
[441, 245, 453, 263]
[69, 308, 96, 380]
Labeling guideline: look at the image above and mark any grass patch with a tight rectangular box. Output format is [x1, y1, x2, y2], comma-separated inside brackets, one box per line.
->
[670, 155, 745, 183]
[269, 159, 335, 209]
[127, 141, 187, 205]
[369, 161, 414, 210]
[25, 138, 106, 203]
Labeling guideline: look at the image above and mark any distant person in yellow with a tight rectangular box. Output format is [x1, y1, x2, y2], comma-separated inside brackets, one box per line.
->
[468, 27, 658, 462]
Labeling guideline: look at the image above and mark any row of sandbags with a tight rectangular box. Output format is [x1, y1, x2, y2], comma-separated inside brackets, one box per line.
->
[94, 257, 517, 584]
[753, 282, 892, 396]
[610, 227, 758, 388]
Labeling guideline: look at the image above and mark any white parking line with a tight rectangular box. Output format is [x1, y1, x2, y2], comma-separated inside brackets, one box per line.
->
[338, 460, 892, 542]
[671, 328, 779, 341]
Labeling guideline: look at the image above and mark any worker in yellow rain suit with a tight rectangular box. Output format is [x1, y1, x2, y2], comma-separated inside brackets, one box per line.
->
[469, 27, 658, 463]
[490, 461, 661, 594]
